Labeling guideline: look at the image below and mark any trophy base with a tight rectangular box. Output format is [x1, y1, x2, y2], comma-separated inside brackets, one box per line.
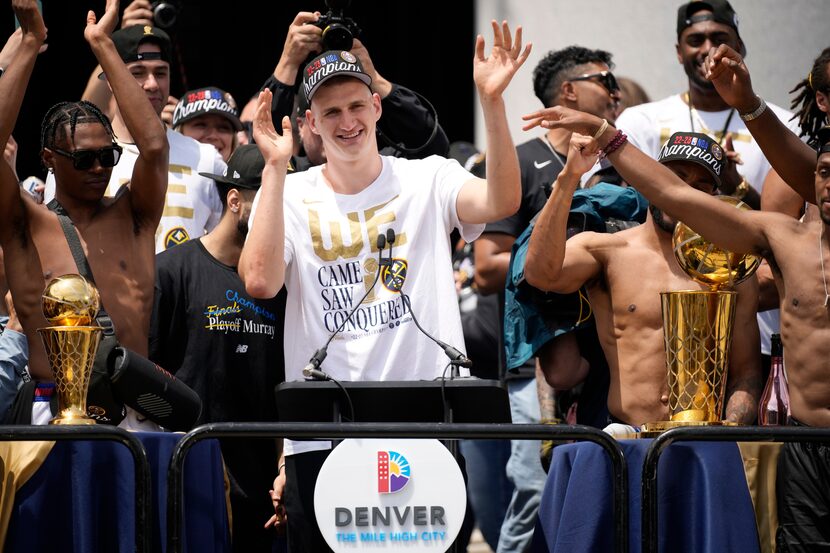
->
[50, 409, 97, 425]
[637, 420, 738, 438]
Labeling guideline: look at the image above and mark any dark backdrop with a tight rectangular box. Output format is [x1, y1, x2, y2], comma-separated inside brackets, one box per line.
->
[3, 0, 475, 180]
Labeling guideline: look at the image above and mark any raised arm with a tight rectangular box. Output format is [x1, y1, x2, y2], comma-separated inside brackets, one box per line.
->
[455, 20, 530, 224]
[705, 45, 816, 204]
[524, 133, 603, 293]
[86, 0, 167, 224]
[524, 106, 775, 258]
[238, 90, 293, 298]
[0, 1, 45, 234]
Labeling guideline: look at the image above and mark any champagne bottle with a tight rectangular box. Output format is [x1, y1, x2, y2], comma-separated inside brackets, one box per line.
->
[758, 333, 791, 425]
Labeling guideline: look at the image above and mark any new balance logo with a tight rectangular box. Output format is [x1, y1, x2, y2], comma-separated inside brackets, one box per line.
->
[533, 160, 553, 169]
[235, 344, 249, 353]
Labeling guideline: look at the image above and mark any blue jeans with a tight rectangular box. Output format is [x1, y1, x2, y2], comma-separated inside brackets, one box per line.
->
[497, 378, 546, 553]
[460, 438, 513, 549]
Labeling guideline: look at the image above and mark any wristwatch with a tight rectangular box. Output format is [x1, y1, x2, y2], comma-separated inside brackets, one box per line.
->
[740, 97, 767, 122]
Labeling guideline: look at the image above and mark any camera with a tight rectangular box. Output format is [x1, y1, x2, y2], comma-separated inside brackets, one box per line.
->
[315, 0, 361, 51]
[151, 1, 180, 29]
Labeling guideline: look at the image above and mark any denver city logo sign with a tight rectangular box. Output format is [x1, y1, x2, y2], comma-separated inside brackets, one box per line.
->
[314, 439, 467, 551]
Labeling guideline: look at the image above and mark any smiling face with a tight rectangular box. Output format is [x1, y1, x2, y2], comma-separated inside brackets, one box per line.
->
[43, 122, 115, 204]
[179, 114, 236, 161]
[676, 12, 743, 92]
[306, 77, 381, 164]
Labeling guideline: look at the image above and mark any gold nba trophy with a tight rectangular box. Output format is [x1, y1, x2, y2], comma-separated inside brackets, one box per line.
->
[38, 274, 103, 425]
[642, 196, 760, 432]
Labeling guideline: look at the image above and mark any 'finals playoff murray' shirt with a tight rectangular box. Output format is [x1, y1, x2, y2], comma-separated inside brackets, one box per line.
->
[250, 155, 482, 386]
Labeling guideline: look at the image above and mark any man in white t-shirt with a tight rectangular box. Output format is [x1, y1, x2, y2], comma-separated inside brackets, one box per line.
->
[240, 22, 531, 552]
[45, 25, 224, 253]
[614, 0, 799, 371]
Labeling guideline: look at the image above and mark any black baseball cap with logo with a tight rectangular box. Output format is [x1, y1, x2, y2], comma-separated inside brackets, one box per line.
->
[199, 144, 264, 190]
[676, 0, 741, 40]
[658, 131, 724, 187]
[301, 50, 372, 103]
[173, 87, 243, 132]
[112, 24, 172, 64]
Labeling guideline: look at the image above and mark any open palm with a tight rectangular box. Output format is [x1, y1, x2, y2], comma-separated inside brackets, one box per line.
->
[252, 90, 293, 165]
[473, 20, 531, 99]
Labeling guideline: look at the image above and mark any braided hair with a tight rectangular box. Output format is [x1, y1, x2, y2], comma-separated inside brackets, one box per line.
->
[533, 46, 614, 108]
[789, 47, 830, 147]
[39, 101, 115, 153]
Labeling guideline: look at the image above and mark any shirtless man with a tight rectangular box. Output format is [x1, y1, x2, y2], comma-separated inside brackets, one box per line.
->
[524, 130, 761, 428]
[524, 54, 830, 543]
[0, 0, 166, 423]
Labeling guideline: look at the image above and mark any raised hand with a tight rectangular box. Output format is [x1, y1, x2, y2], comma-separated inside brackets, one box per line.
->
[704, 44, 758, 114]
[473, 20, 532, 100]
[522, 105, 605, 138]
[11, 0, 47, 44]
[564, 133, 600, 177]
[85, 0, 120, 45]
[121, 0, 153, 28]
[274, 12, 323, 84]
[252, 89, 293, 166]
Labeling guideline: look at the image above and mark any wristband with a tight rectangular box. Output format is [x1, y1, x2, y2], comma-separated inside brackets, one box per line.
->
[739, 97, 767, 122]
[599, 130, 627, 159]
[278, 462, 286, 475]
[592, 119, 609, 141]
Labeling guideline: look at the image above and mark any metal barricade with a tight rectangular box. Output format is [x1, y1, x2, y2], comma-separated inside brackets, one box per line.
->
[642, 425, 830, 553]
[167, 422, 629, 553]
[0, 424, 152, 553]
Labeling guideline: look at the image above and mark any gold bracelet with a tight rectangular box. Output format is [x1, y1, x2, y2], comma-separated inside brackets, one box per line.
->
[592, 119, 609, 141]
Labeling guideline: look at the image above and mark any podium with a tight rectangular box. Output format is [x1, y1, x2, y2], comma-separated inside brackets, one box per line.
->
[275, 377, 511, 424]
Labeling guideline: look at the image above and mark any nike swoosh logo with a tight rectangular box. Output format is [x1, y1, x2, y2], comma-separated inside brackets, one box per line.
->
[534, 160, 553, 169]
[302, 198, 324, 204]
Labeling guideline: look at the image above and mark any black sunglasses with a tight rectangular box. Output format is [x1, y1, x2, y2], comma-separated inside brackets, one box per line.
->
[569, 71, 620, 95]
[51, 144, 123, 170]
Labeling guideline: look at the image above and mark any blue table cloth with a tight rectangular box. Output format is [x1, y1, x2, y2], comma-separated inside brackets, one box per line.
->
[531, 439, 762, 553]
[5, 431, 229, 552]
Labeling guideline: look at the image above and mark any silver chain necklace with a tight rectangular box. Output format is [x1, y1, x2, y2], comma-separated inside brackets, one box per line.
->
[820, 225, 830, 308]
[541, 133, 567, 171]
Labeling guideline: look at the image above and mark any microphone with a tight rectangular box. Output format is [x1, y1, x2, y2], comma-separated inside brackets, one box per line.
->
[399, 294, 473, 371]
[301, 233, 391, 380]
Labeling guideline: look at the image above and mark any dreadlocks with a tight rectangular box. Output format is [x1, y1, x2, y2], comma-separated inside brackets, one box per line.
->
[789, 47, 830, 147]
[39, 100, 115, 152]
[533, 46, 614, 108]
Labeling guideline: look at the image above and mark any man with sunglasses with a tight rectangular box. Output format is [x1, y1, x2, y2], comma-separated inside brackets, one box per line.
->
[615, 0, 801, 382]
[0, 0, 167, 427]
[472, 45, 620, 553]
[44, 20, 226, 253]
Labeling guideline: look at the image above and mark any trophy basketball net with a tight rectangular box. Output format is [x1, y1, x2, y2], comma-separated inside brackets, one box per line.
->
[38, 274, 103, 425]
[641, 195, 760, 433]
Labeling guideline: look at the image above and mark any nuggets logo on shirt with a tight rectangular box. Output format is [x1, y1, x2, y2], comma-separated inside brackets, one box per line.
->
[164, 227, 190, 249]
[381, 259, 408, 292]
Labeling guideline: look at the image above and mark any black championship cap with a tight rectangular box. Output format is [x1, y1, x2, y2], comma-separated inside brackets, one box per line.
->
[301, 50, 372, 103]
[173, 87, 243, 132]
[112, 24, 173, 64]
[658, 131, 724, 186]
[818, 126, 830, 156]
[677, 0, 741, 40]
[199, 144, 264, 190]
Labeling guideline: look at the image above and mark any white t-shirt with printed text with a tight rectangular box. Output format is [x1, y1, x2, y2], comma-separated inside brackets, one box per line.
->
[250, 154, 483, 455]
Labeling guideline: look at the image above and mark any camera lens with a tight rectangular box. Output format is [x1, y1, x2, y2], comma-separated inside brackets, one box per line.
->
[321, 23, 353, 51]
[153, 1, 178, 29]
